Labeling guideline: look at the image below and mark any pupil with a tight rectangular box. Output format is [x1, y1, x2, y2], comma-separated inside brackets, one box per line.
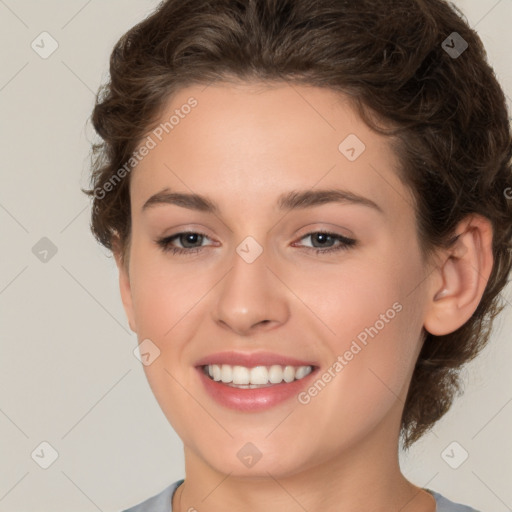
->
[184, 233, 200, 247]
[315, 233, 330, 246]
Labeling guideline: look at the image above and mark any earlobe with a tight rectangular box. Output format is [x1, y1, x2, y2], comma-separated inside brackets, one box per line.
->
[113, 244, 138, 333]
[423, 215, 494, 336]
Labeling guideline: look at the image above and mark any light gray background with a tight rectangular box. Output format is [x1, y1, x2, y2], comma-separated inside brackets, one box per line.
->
[0, 1, 511, 511]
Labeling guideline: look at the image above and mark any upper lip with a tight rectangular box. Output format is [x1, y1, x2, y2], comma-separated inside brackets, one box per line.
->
[195, 351, 317, 368]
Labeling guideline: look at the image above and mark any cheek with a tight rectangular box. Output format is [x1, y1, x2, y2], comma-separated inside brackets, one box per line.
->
[297, 247, 425, 421]
[294, 295, 424, 452]
[128, 242, 204, 338]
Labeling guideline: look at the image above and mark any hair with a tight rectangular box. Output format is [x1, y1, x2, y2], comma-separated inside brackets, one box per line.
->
[83, 0, 512, 449]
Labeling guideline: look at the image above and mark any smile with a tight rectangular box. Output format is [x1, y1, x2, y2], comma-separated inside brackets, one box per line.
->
[202, 364, 314, 388]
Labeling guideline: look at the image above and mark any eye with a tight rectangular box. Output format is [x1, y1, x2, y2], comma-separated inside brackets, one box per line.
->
[293, 231, 357, 254]
[156, 230, 357, 256]
[156, 231, 213, 255]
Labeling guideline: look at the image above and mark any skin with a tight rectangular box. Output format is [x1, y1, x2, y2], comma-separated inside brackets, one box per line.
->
[114, 81, 493, 512]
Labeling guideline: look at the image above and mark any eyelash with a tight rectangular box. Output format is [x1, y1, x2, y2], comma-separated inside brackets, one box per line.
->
[156, 230, 357, 256]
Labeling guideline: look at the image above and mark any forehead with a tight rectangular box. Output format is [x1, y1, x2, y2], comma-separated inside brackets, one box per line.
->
[130, 81, 415, 219]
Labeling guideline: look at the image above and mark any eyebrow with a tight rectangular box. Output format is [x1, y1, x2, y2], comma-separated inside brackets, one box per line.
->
[142, 187, 383, 214]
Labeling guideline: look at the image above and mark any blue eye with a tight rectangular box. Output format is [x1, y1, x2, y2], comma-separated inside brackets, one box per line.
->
[294, 231, 357, 254]
[156, 231, 210, 255]
[156, 230, 356, 256]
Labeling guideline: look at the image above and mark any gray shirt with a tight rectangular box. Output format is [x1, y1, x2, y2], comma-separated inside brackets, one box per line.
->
[120, 479, 482, 511]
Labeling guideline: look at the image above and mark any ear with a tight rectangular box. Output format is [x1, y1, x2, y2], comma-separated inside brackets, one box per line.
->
[113, 238, 137, 333]
[423, 214, 494, 336]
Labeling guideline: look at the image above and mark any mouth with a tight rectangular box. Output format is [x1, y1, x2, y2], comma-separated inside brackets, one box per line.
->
[193, 352, 319, 411]
[200, 363, 315, 389]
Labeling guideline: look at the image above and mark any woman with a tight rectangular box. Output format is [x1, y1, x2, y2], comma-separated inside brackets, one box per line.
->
[84, 0, 512, 510]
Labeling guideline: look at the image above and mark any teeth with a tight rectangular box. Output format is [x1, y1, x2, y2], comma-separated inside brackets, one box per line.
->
[295, 366, 310, 379]
[221, 364, 233, 383]
[204, 364, 313, 386]
[232, 365, 250, 384]
[250, 366, 269, 385]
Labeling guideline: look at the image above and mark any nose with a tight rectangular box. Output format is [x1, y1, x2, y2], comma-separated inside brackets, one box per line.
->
[212, 247, 290, 336]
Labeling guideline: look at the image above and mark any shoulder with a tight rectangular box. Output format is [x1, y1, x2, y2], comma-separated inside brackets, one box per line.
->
[427, 489, 482, 512]
[119, 483, 483, 512]
[120, 479, 184, 512]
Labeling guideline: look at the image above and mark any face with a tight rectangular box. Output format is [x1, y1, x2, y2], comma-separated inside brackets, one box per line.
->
[118, 81, 434, 478]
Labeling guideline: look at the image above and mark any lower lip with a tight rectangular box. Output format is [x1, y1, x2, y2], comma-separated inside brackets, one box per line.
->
[196, 366, 318, 412]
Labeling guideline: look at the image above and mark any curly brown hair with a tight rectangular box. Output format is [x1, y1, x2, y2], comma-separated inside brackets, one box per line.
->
[83, 0, 512, 449]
